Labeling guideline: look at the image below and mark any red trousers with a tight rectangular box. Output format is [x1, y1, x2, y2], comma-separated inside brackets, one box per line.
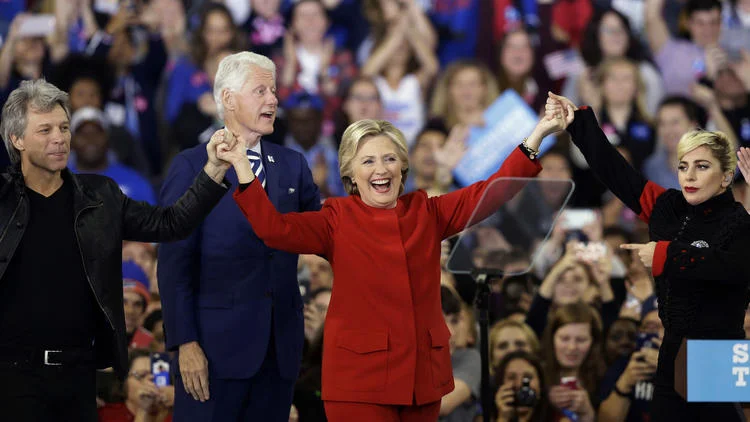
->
[324, 400, 441, 422]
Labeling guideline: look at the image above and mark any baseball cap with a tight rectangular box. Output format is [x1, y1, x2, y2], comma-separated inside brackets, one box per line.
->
[70, 107, 110, 133]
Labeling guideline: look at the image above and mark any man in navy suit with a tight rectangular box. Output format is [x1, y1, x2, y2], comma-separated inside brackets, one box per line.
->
[158, 52, 321, 421]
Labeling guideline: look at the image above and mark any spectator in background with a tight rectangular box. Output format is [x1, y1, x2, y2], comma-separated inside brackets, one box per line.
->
[527, 243, 616, 337]
[276, 0, 357, 128]
[165, 3, 246, 126]
[645, 0, 723, 96]
[714, 57, 750, 147]
[52, 54, 151, 177]
[440, 285, 481, 421]
[69, 107, 156, 204]
[405, 122, 468, 196]
[123, 261, 154, 350]
[598, 296, 662, 422]
[294, 328, 326, 422]
[300, 254, 333, 293]
[90, 6, 169, 176]
[98, 349, 174, 422]
[643, 96, 705, 189]
[242, 0, 285, 58]
[496, 29, 543, 110]
[603, 317, 638, 366]
[171, 49, 238, 151]
[542, 303, 604, 422]
[430, 60, 500, 130]
[362, 7, 438, 146]
[565, 9, 664, 116]
[0, 12, 61, 103]
[359, 0, 437, 66]
[283, 92, 345, 198]
[143, 310, 166, 353]
[490, 319, 541, 372]
[303, 287, 331, 345]
[333, 76, 382, 147]
[570, 58, 655, 207]
[494, 351, 551, 422]
[122, 241, 158, 292]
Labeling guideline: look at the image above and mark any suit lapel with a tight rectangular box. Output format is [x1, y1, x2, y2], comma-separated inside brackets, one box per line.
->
[262, 140, 280, 209]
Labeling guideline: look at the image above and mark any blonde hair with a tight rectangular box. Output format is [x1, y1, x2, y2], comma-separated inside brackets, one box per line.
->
[490, 319, 540, 361]
[430, 61, 499, 130]
[677, 130, 738, 175]
[597, 57, 651, 123]
[339, 119, 410, 195]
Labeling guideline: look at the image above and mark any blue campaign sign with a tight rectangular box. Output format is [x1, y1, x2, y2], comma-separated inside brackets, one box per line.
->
[453, 90, 555, 187]
[687, 340, 750, 402]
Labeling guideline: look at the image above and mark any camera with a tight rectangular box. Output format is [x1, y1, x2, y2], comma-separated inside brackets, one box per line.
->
[514, 376, 538, 408]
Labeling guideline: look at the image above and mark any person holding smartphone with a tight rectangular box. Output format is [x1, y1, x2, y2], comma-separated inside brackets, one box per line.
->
[549, 91, 750, 421]
[598, 295, 663, 422]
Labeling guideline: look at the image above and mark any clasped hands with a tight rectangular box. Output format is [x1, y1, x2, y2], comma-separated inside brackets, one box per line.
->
[204, 129, 259, 184]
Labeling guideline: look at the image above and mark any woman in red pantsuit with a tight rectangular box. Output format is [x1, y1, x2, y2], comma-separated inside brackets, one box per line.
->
[215, 108, 567, 421]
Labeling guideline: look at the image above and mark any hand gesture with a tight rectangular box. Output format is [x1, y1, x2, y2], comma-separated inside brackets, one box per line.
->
[690, 83, 718, 110]
[434, 124, 469, 170]
[738, 147, 750, 184]
[548, 385, 574, 410]
[568, 389, 594, 417]
[536, 97, 569, 137]
[136, 375, 161, 411]
[311, 153, 329, 191]
[619, 349, 658, 392]
[704, 45, 729, 80]
[549, 92, 578, 124]
[303, 303, 325, 341]
[206, 129, 234, 171]
[283, 32, 297, 64]
[620, 242, 657, 268]
[495, 382, 517, 420]
[6, 13, 30, 44]
[178, 341, 210, 402]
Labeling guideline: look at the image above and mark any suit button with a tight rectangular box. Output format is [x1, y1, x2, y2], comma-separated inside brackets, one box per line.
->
[15, 221, 22, 229]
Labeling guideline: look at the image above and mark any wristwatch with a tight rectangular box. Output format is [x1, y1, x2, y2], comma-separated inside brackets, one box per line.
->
[613, 383, 631, 398]
[521, 138, 539, 159]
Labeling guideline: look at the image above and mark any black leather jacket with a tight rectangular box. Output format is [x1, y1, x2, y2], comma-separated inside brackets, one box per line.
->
[0, 164, 228, 378]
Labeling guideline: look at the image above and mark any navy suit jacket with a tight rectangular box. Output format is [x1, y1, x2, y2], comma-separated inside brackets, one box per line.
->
[158, 141, 321, 380]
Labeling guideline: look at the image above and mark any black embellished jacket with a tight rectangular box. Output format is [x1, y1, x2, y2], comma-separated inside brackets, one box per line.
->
[567, 107, 750, 340]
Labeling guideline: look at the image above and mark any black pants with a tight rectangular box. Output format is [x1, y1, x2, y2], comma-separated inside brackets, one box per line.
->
[0, 364, 97, 422]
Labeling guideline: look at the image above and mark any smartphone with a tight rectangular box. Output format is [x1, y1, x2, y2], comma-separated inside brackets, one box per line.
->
[561, 209, 598, 230]
[17, 14, 55, 38]
[636, 332, 659, 350]
[560, 376, 579, 390]
[575, 241, 607, 263]
[151, 353, 171, 387]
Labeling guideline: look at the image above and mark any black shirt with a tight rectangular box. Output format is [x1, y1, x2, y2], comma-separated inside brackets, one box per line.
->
[0, 181, 98, 348]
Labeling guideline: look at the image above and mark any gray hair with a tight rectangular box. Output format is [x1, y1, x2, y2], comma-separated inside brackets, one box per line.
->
[1, 79, 71, 165]
[213, 52, 276, 121]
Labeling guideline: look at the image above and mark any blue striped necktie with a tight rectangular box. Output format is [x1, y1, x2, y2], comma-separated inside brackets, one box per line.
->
[247, 150, 266, 188]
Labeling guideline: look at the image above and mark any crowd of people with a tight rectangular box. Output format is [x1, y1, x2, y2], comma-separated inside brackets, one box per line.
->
[0, 0, 750, 421]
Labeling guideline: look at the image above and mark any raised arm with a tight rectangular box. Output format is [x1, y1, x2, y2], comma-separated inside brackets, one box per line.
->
[217, 132, 333, 255]
[644, 0, 670, 55]
[429, 102, 570, 238]
[551, 93, 666, 222]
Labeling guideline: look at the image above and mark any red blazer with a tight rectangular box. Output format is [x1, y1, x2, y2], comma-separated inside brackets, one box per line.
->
[233, 147, 541, 405]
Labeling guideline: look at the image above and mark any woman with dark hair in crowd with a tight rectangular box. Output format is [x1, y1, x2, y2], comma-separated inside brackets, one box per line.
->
[563, 9, 664, 116]
[494, 350, 551, 422]
[98, 349, 174, 421]
[333, 76, 383, 147]
[542, 302, 605, 422]
[214, 104, 569, 419]
[550, 91, 750, 420]
[165, 3, 246, 125]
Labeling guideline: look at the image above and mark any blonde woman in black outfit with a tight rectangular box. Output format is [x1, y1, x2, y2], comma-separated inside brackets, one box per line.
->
[546, 92, 750, 421]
